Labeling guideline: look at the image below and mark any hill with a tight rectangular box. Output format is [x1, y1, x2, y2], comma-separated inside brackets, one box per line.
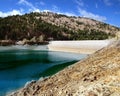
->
[9, 40, 120, 96]
[0, 12, 120, 42]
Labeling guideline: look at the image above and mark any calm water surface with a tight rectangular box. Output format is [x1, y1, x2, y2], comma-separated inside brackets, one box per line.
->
[0, 46, 87, 96]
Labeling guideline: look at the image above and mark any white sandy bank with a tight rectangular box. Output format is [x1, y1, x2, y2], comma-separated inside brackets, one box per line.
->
[48, 40, 114, 54]
[0, 40, 114, 54]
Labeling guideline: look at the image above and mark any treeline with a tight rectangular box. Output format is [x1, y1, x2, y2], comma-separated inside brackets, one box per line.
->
[0, 13, 72, 41]
[72, 29, 114, 40]
[0, 12, 114, 41]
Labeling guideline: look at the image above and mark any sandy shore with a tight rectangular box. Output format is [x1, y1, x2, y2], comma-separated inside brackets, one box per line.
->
[48, 40, 113, 54]
[0, 40, 114, 54]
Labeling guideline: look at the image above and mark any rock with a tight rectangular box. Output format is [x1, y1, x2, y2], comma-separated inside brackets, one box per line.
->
[16, 41, 24, 45]
[0, 40, 15, 46]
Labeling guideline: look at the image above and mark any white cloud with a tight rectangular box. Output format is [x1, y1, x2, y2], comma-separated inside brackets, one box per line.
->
[78, 8, 107, 21]
[74, 0, 107, 21]
[56, 11, 77, 16]
[52, 5, 60, 13]
[42, 8, 77, 17]
[0, 10, 22, 17]
[18, 0, 77, 16]
[19, 0, 35, 9]
[51, 5, 77, 16]
[103, 0, 112, 6]
[18, 0, 40, 12]
[63, 12, 77, 16]
[42, 10, 52, 12]
[75, 0, 84, 7]
[33, 9, 40, 13]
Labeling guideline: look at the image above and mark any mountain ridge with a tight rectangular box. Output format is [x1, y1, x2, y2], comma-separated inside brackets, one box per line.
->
[0, 12, 120, 42]
[39, 11, 120, 33]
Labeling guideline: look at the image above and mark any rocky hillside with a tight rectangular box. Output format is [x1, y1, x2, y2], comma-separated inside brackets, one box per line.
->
[0, 12, 120, 42]
[40, 12, 120, 34]
[9, 40, 120, 96]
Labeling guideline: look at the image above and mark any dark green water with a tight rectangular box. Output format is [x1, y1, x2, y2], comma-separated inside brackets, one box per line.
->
[0, 48, 86, 96]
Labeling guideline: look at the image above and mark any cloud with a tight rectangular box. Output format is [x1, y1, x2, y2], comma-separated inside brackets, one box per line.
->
[78, 8, 107, 21]
[52, 5, 60, 12]
[63, 12, 77, 16]
[19, 0, 35, 9]
[57, 11, 77, 16]
[0, 9, 22, 17]
[42, 8, 77, 16]
[103, 0, 112, 6]
[51, 5, 77, 16]
[18, 0, 40, 12]
[75, 0, 84, 7]
[18, 0, 77, 16]
[74, 0, 107, 21]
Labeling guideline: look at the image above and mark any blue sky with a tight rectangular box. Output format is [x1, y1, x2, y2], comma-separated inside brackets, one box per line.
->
[0, 0, 120, 27]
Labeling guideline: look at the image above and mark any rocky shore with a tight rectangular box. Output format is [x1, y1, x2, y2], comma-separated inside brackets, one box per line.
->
[9, 40, 120, 96]
[0, 40, 15, 46]
[0, 40, 49, 46]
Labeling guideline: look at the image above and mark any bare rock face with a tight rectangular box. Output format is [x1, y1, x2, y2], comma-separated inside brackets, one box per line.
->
[9, 40, 120, 96]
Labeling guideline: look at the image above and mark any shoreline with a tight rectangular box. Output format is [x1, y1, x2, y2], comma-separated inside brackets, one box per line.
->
[8, 40, 120, 96]
[48, 46, 95, 54]
[0, 40, 114, 54]
[48, 40, 114, 54]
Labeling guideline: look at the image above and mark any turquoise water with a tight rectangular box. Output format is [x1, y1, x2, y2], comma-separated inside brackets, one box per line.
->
[0, 47, 86, 96]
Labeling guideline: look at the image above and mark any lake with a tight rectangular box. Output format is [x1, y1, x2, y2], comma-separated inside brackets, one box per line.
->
[0, 46, 87, 96]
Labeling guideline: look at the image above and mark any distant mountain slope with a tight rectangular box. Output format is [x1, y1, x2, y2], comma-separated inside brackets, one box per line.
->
[40, 12, 120, 34]
[0, 12, 120, 41]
